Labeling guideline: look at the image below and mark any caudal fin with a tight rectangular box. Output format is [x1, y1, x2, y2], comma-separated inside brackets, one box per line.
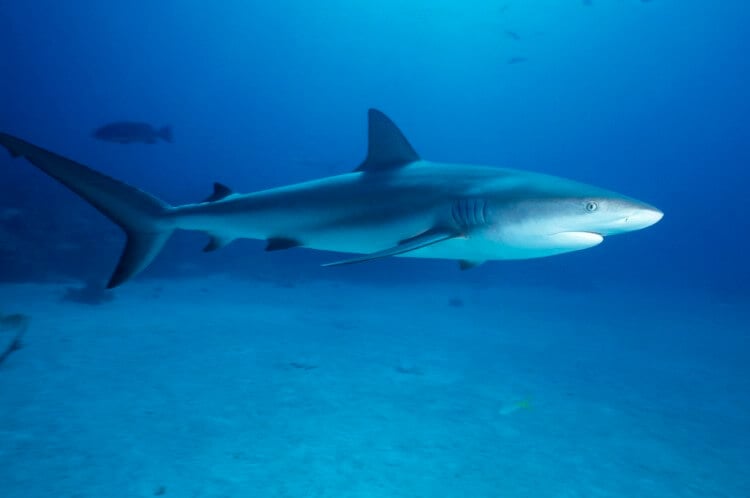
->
[0, 133, 174, 288]
[159, 125, 173, 143]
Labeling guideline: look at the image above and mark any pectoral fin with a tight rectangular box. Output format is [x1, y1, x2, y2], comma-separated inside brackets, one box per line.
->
[322, 228, 459, 267]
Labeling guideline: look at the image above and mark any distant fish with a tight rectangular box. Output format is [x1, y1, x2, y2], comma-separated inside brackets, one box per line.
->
[507, 56, 527, 65]
[498, 398, 533, 416]
[505, 30, 521, 41]
[582, 0, 592, 5]
[93, 122, 173, 144]
[0, 313, 29, 366]
[0, 207, 22, 222]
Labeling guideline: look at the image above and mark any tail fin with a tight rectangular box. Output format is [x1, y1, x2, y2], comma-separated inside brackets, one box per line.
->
[0, 133, 174, 288]
[159, 125, 173, 143]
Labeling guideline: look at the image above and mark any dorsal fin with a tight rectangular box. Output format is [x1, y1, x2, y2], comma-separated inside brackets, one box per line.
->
[355, 109, 420, 172]
[203, 182, 232, 202]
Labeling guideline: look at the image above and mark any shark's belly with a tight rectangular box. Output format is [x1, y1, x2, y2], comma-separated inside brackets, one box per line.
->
[395, 237, 559, 261]
[291, 225, 548, 261]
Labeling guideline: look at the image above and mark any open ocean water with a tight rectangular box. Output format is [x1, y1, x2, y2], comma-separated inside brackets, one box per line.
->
[1, 1, 748, 497]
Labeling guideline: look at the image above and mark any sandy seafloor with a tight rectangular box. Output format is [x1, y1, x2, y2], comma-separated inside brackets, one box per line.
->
[0, 275, 747, 498]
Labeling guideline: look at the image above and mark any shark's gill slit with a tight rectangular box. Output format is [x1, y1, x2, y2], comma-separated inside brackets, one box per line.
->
[451, 200, 462, 227]
[452, 199, 489, 229]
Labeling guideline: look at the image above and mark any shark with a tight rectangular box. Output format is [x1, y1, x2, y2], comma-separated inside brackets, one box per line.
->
[0, 109, 663, 288]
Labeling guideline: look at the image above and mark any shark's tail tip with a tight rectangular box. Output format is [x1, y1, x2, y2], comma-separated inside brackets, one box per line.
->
[0, 133, 24, 158]
[2, 132, 175, 288]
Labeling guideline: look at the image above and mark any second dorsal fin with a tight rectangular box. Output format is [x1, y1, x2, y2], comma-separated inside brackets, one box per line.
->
[355, 109, 420, 172]
[203, 182, 233, 202]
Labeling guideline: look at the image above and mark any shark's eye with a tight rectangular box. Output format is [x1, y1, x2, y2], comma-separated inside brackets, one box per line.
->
[585, 201, 598, 212]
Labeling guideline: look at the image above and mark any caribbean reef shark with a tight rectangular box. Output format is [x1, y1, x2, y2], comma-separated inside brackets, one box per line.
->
[0, 109, 662, 288]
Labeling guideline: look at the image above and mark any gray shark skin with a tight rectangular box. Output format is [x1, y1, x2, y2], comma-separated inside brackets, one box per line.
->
[0, 109, 663, 288]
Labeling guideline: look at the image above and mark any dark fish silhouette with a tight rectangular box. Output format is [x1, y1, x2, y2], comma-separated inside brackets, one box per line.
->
[93, 122, 173, 144]
[0, 313, 29, 366]
[505, 30, 521, 41]
[508, 57, 527, 65]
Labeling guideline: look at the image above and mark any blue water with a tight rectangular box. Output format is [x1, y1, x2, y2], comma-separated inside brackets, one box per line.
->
[0, 1, 748, 497]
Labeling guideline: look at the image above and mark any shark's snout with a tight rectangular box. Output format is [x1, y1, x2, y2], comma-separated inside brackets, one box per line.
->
[593, 201, 663, 236]
[625, 205, 663, 230]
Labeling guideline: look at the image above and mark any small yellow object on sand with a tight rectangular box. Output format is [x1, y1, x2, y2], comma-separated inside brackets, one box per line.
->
[498, 398, 533, 416]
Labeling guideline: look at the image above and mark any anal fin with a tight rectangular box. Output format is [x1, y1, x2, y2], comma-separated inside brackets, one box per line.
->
[203, 235, 232, 252]
[265, 237, 302, 251]
[459, 260, 484, 270]
[323, 227, 459, 267]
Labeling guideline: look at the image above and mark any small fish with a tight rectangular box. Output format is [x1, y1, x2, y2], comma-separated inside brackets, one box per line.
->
[507, 56, 527, 65]
[0, 207, 22, 222]
[505, 30, 521, 41]
[582, 0, 592, 5]
[0, 313, 29, 366]
[288, 361, 317, 371]
[93, 122, 173, 144]
[498, 398, 533, 416]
